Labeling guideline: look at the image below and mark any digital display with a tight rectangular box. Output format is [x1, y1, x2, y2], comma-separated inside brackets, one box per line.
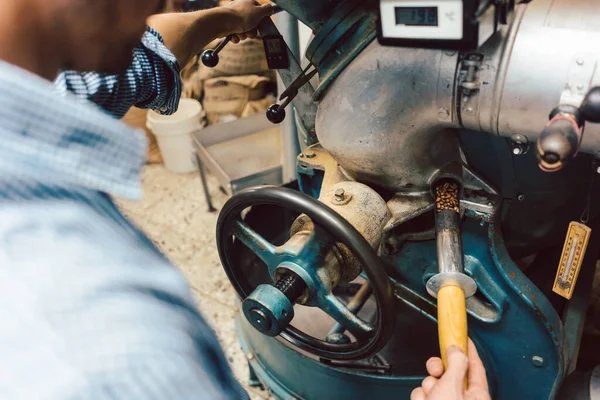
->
[266, 38, 283, 54]
[395, 7, 438, 26]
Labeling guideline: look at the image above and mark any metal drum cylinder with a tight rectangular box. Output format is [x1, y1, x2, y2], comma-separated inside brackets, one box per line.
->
[464, 0, 600, 153]
[315, 43, 461, 192]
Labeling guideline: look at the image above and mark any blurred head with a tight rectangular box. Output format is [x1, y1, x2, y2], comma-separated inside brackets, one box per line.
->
[56, 0, 165, 73]
[0, 0, 165, 76]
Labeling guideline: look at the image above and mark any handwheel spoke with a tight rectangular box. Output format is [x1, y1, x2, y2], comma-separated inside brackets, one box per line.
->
[232, 219, 281, 270]
[320, 294, 374, 340]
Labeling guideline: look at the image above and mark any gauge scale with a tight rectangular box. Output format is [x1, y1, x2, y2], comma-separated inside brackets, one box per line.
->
[377, 0, 506, 51]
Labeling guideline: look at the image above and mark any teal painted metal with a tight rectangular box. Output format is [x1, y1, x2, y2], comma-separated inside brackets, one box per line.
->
[390, 220, 564, 399]
[237, 316, 424, 400]
[235, 215, 567, 399]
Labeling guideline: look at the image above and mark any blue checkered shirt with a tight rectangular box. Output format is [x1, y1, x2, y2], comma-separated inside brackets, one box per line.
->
[54, 27, 181, 118]
[0, 36, 247, 400]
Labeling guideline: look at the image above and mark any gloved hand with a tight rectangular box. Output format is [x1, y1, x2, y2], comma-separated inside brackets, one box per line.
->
[411, 339, 491, 400]
[223, 0, 274, 43]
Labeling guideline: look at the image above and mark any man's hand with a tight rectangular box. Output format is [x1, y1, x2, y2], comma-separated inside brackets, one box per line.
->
[411, 339, 491, 400]
[223, 0, 274, 43]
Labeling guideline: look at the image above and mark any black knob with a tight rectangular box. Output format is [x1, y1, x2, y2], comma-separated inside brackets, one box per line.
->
[266, 104, 286, 124]
[201, 50, 219, 68]
[581, 87, 600, 123]
[537, 115, 580, 172]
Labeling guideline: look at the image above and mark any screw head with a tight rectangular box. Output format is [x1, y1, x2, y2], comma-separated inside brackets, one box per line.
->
[305, 150, 316, 159]
[513, 147, 523, 155]
[467, 107, 474, 113]
[577, 58, 585, 66]
[246, 352, 255, 361]
[334, 188, 345, 201]
[577, 84, 585, 91]
[532, 356, 544, 367]
[517, 194, 525, 201]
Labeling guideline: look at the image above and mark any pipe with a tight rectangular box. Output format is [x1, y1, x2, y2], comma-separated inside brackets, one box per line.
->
[427, 178, 477, 388]
[274, 12, 301, 184]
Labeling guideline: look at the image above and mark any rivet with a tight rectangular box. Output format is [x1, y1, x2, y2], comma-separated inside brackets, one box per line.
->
[577, 58, 585, 66]
[513, 147, 523, 156]
[532, 356, 544, 367]
[577, 84, 585, 91]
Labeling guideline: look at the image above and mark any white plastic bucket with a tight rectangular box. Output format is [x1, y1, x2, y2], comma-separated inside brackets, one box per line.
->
[146, 99, 203, 173]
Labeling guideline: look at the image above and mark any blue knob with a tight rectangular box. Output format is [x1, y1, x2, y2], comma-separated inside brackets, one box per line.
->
[243, 284, 295, 337]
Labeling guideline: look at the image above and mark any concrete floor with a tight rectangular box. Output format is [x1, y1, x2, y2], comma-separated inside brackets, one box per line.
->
[118, 165, 271, 400]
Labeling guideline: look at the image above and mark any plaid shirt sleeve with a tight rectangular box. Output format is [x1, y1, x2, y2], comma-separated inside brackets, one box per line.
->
[54, 27, 182, 119]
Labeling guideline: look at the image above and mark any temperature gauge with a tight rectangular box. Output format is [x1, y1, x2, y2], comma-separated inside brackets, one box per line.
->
[377, 0, 506, 51]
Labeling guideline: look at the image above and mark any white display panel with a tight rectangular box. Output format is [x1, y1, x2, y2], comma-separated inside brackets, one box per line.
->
[380, 0, 464, 40]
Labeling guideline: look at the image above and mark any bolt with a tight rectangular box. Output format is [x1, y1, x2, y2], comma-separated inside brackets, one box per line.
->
[577, 58, 585, 66]
[326, 332, 351, 344]
[532, 356, 544, 367]
[334, 188, 345, 201]
[248, 309, 271, 331]
[577, 84, 585, 91]
[305, 150, 316, 159]
[517, 194, 525, 201]
[438, 108, 450, 119]
[513, 146, 523, 156]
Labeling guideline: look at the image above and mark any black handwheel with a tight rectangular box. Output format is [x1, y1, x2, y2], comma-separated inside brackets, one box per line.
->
[216, 186, 396, 360]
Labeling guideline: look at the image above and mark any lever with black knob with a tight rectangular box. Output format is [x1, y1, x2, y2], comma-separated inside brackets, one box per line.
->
[537, 106, 583, 172]
[200, 35, 232, 68]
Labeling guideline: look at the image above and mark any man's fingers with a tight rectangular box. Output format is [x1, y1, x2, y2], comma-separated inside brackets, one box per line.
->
[245, 29, 258, 39]
[467, 339, 490, 392]
[421, 376, 438, 395]
[230, 35, 240, 44]
[260, 3, 275, 15]
[410, 387, 426, 400]
[440, 345, 469, 391]
[426, 357, 444, 378]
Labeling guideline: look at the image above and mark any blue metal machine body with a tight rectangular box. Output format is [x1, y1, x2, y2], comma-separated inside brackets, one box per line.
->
[236, 214, 569, 399]
[227, 1, 600, 398]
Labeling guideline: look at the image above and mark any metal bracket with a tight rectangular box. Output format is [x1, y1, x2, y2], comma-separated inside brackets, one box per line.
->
[559, 53, 598, 108]
[258, 18, 319, 144]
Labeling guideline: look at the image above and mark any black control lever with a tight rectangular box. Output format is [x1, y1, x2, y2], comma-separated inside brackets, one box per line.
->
[537, 106, 583, 172]
[537, 87, 600, 172]
[580, 86, 600, 123]
[201, 5, 282, 68]
[266, 66, 318, 124]
[200, 36, 231, 68]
